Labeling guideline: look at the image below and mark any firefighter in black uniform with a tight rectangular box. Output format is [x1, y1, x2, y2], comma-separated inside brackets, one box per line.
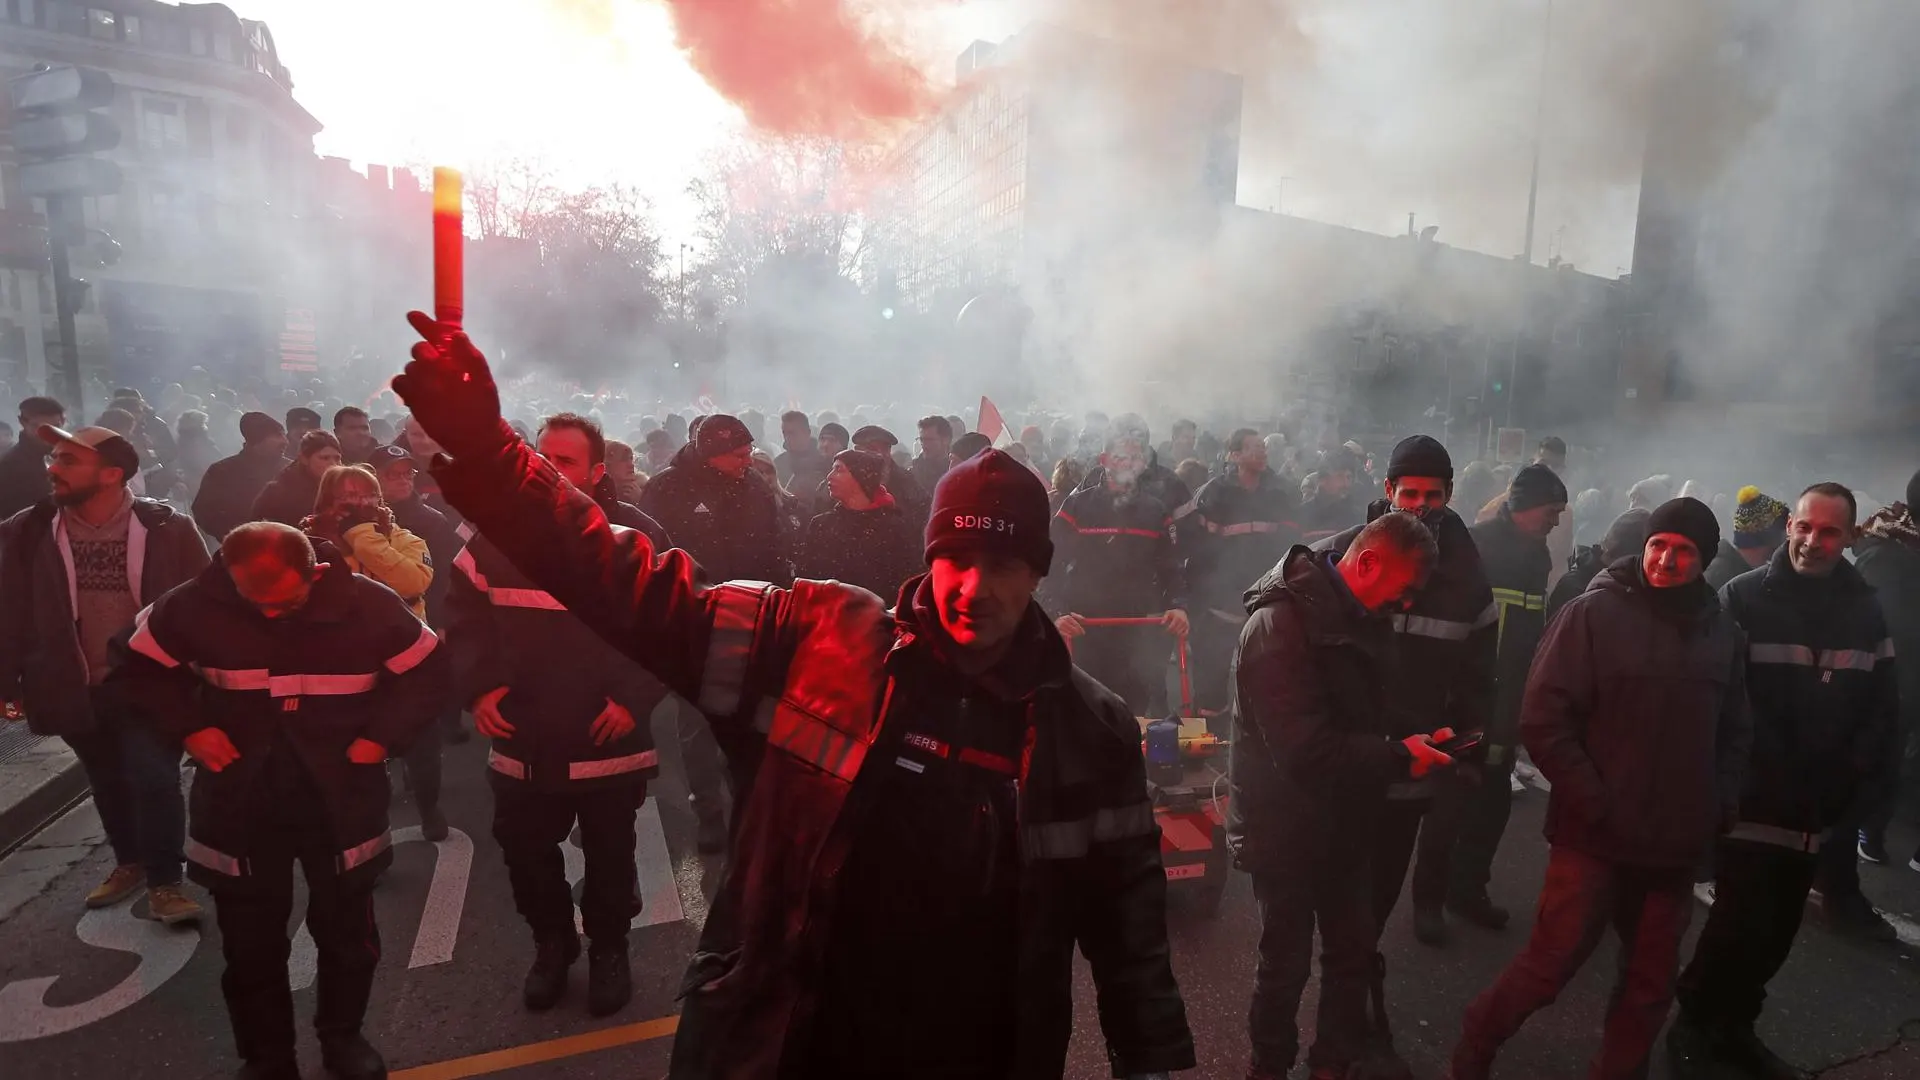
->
[114, 521, 447, 1080]
[1438, 463, 1566, 942]
[449, 413, 672, 1019]
[1313, 434, 1495, 1056]
[1045, 431, 1189, 715]
[1180, 428, 1300, 727]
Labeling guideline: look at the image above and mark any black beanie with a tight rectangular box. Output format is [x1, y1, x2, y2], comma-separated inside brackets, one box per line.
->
[1647, 496, 1720, 559]
[820, 421, 850, 446]
[1599, 509, 1652, 563]
[1907, 468, 1920, 513]
[835, 449, 886, 500]
[1507, 463, 1569, 513]
[239, 411, 284, 446]
[695, 414, 754, 458]
[925, 448, 1054, 575]
[1387, 434, 1453, 483]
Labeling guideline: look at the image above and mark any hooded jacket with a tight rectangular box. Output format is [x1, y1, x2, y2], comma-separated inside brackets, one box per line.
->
[0, 496, 211, 735]
[1719, 548, 1899, 842]
[1521, 559, 1750, 869]
[430, 433, 1193, 1080]
[1468, 508, 1553, 746]
[1316, 502, 1496, 778]
[109, 542, 448, 888]
[1228, 546, 1419, 872]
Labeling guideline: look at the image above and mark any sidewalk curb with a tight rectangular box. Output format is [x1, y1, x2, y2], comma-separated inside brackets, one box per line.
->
[0, 742, 90, 858]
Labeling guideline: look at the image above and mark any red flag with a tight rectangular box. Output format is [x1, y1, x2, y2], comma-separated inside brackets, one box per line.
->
[978, 396, 1013, 448]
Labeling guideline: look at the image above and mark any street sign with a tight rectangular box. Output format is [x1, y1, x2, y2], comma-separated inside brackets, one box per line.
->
[8, 65, 114, 113]
[12, 112, 119, 156]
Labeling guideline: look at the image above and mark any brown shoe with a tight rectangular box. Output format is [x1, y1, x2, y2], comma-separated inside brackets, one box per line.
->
[146, 884, 204, 926]
[85, 865, 145, 909]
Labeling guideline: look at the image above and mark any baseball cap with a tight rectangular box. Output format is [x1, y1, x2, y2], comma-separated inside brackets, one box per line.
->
[370, 444, 416, 472]
[39, 424, 140, 478]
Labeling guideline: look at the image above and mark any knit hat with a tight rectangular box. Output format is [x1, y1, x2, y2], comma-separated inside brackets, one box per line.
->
[835, 449, 886, 500]
[1906, 468, 1920, 513]
[238, 411, 284, 446]
[1507, 463, 1569, 513]
[1647, 496, 1720, 559]
[951, 431, 993, 463]
[820, 421, 850, 446]
[285, 406, 321, 430]
[1386, 434, 1453, 483]
[1600, 509, 1653, 563]
[925, 448, 1054, 575]
[694, 414, 754, 458]
[1732, 486, 1789, 550]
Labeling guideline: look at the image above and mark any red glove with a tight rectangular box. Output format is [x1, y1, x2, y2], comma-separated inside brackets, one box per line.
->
[1400, 734, 1455, 779]
[393, 311, 513, 462]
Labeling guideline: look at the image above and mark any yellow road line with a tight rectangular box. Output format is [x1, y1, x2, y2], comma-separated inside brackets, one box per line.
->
[390, 1014, 680, 1079]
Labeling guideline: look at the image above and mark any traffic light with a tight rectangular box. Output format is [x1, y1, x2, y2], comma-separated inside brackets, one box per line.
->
[9, 64, 121, 198]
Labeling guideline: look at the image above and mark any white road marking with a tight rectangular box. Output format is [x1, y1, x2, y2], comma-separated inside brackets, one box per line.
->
[291, 826, 474, 990]
[562, 795, 684, 932]
[0, 900, 201, 1041]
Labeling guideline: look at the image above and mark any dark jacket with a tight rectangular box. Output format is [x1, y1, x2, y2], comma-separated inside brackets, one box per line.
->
[448, 523, 670, 792]
[111, 543, 448, 889]
[1521, 560, 1751, 869]
[390, 493, 460, 626]
[0, 437, 51, 520]
[0, 497, 211, 735]
[1469, 509, 1553, 746]
[1077, 460, 1192, 539]
[1855, 510, 1920, 756]
[1180, 470, 1299, 615]
[1705, 539, 1763, 592]
[638, 461, 790, 586]
[1299, 489, 1365, 545]
[1317, 504, 1496, 758]
[191, 445, 286, 544]
[249, 459, 321, 527]
[909, 452, 948, 502]
[775, 446, 831, 516]
[1228, 547, 1418, 871]
[431, 434, 1193, 1080]
[1547, 543, 1605, 622]
[796, 500, 923, 603]
[1720, 548, 1899, 840]
[1044, 482, 1185, 618]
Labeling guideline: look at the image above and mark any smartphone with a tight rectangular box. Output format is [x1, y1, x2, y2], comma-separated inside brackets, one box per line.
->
[1436, 731, 1485, 757]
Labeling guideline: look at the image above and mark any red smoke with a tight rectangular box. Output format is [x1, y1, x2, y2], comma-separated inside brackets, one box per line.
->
[661, 0, 939, 139]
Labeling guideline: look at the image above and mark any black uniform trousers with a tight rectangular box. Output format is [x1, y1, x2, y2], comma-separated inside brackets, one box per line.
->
[1249, 858, 1377, 1074]
[1676, 841, 1819, 1032]
[1432, 750, 1517, 905]
[209, 755, 381, 1065]
[1373, 794, 1456, 928]
[491, 777, 645, 944]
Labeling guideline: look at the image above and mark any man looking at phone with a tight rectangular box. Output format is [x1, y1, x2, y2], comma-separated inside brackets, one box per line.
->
[1230, 511, 1449, 1080]
[1447, 497, 1751, 1080]
[1313, 435, 1496, 1050]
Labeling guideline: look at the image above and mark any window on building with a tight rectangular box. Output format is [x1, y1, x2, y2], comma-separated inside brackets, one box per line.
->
[213, 31, 232, 61]
[86, 6, 114, 38]
[189, 25, 206, 55]
[50, 0, 86, 34]
[137, 95, 188, 155]
[123, 13, 139, 41]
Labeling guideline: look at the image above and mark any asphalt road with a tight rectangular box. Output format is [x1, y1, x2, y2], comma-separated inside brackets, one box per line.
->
[3, 725, 1919, 1080]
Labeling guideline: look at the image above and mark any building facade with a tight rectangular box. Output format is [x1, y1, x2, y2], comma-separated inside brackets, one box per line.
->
[0, 0, 320, 405]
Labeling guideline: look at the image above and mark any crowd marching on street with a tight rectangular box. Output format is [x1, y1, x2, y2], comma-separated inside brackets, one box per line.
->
[0, 313, 1916, 1080]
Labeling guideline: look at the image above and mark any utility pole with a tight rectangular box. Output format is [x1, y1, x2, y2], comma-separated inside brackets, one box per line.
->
[1520, 0, 1554, 265]
[678, 242, 688, 320]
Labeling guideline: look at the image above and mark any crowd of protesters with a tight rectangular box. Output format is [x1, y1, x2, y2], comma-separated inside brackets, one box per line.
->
[0, 334, 1916, 1080]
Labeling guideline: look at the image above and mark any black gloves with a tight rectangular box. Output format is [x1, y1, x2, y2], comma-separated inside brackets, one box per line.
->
[392, 311, 515, 462]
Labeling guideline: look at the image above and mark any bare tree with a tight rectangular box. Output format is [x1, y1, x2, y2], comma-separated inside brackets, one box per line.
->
[466, 157, 561, 240]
